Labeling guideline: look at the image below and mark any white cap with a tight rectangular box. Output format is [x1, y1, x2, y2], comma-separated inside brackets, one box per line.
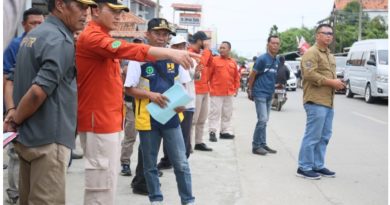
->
[170, 35, 187, 47]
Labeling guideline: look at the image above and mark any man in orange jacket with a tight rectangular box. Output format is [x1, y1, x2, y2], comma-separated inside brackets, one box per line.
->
[208, 41, 240, 141]
[75, 1, 198, 204]
[188, 31, 214, 151]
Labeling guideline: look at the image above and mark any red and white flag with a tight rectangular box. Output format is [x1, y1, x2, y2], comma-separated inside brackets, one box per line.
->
[298, 36, 310, 54]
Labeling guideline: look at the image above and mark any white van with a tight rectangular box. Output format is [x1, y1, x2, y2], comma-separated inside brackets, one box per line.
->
[344, 39, 388, 103]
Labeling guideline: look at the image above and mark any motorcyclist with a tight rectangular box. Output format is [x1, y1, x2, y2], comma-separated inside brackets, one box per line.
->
[275, 56, 290, 88]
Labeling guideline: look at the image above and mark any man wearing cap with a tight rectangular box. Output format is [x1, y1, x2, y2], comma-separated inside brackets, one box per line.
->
[75, 2, 198, 203]
[188, 31, 214, 150]
[124, 18, 195, 205]
[208, 41, 240, 140]
[3, 0, 97, 204]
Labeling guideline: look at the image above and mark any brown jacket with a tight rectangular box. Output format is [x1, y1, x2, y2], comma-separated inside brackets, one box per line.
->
[301, 44, 336, 108]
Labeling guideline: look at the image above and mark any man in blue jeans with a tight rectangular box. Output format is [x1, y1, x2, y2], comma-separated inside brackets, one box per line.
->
[247, 35, 280, 155]
[124, 18, 195, 205]
[296, 24, 345, 180]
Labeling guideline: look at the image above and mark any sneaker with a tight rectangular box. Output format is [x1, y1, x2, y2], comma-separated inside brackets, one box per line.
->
[252, 147, 267, 155]
[157, 161, 172, 170]
[194, 143, 213, 151]
[220, 133, 235, 139]
[296, 168, 321, 180]
[132, 183, 149, 195]
[71, 151, 83, 159]
[209, 132, 217, 142]
[263, 146, 277, 154]
[6, 196, 18, 204]
[314, 168, 336, 178]
[121, 164, 132, 176]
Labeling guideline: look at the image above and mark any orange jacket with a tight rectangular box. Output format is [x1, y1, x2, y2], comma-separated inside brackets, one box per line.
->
[209, 56, 240, 96]
[188, 47, 213, 94]
[76, 21, 154, 133]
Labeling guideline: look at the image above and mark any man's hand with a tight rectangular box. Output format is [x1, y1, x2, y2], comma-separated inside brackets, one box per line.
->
[3, 109, 16, 132]
[247, 89, 253, 101]
[148, 92, 169, 108]
[330, 79, 346, 90]
[174, 106, 186, 113]
[169, 50, 201, 70]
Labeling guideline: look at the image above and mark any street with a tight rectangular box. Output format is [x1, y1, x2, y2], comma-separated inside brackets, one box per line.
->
[3, 89, 388, 205]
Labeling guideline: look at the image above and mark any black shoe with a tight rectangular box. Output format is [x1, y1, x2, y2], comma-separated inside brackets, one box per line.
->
[220, 133, 235, 139]
[3, 164, 8, 169]
[6, 196, 18, 204]
[71, 151, 83, 159]
[209, 132, 217, 142]
[314, 168, 336, 178]
[121, 164, 132, 176]
[157, 161, 172, 170]
[263, 146, 277, 154]
[252, 147, 267, 155]
[132, 184, 149, 195]
[296, 168, 321, 180]
[194, 143, 213, 151]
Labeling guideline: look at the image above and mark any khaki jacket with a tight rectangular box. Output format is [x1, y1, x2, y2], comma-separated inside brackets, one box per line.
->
[301, 44, 336, 108]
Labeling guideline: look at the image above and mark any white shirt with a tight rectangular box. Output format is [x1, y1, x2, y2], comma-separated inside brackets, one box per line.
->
[124, 61, 191, 88]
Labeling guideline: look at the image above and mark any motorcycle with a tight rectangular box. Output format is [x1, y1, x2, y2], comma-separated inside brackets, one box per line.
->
[272, 84, 287, 111]
[240, 71, 249, 92]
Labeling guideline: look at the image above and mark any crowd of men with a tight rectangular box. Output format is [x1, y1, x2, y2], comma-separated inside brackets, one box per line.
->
[3, 0, 344, 204]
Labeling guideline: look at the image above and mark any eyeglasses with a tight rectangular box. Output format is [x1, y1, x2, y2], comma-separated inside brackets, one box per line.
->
[319, 32, 333, 36]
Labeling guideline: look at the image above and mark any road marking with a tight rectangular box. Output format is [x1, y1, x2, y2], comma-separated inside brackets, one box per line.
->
[352, 112, 388, 125]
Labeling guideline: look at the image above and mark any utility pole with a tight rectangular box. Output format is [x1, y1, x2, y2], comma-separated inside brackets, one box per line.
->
[358, 0, 362, 40]
[156, 0, 160, 18]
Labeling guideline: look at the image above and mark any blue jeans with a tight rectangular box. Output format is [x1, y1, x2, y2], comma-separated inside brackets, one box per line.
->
[298, 103, 334, 171]
[139, 126, 195, 204]
[252, 97, 272, 149]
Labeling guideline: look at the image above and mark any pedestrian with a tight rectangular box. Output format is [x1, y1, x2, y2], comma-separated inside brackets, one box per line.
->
[247, 35, 280, 155]
[188, 31, 213, 151]
[275, 55, 290, 87]
[296, 24, 345, 180]
[76, 2, 198, 202]
[3, 7, 44, 204]
[208, 41, 240, 141]
[124, 18, 195, 205]
[296, 66, 302, 88]
[157, 35, 198, 168]
[3, 0, 97, 204]
[170, 35, 197, 158]
[120, 38, 144, 177]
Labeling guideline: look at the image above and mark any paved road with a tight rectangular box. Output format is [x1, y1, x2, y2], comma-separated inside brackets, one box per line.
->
[3, 89, 388, 205]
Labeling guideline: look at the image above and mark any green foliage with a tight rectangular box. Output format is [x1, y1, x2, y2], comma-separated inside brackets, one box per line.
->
[333, 1, 387, 52]
[278, 27, 315, 53]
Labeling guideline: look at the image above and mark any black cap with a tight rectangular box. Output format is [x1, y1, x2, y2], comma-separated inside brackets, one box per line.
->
[94, 0, 129, 12]
[193, 31, 210, 41]
[147, 18, 176, 36]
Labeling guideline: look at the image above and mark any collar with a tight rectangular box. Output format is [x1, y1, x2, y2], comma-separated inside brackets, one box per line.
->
[45, 15, 73, 40]
[314, 44, 330, 53]
[265, 52, 277, 60]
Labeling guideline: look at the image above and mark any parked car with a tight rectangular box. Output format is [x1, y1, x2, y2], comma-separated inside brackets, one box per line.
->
[344, 39, 388, 103]
[335, 56, 347, 94]
[285, 63, 297, 91]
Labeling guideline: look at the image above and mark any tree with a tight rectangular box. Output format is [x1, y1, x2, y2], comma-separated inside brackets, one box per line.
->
[278, 27, 315, 53]
[333, 1, 387, 52]
[269, 25, 279, 36]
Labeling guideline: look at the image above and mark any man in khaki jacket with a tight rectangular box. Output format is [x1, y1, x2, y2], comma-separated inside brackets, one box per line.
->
[296, 24, 345, 180]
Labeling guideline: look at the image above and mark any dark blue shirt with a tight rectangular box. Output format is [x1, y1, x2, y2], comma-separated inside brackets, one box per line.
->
[3, 33, 26, 74]
[252, 53, 279, 99]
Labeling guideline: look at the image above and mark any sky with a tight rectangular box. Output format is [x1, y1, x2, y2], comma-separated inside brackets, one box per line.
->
[159, 0, 335, 58]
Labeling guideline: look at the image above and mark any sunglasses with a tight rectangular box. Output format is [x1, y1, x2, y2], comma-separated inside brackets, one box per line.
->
[319, 32, 333, 36]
